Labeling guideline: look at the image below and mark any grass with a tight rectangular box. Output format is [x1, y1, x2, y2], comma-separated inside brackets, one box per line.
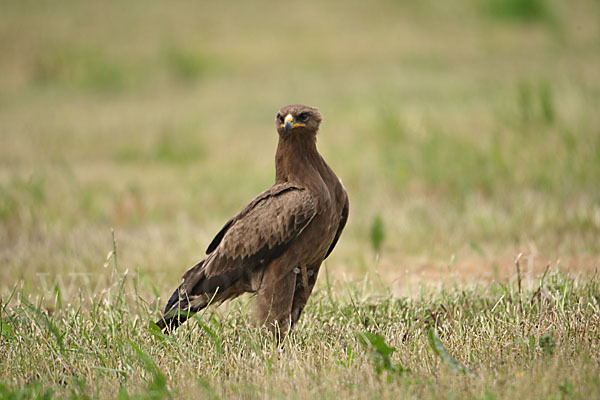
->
[1, 0, 599, 398]
[1, 261, 599, 399]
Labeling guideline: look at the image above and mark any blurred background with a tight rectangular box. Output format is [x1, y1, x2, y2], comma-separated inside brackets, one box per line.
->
[1, 0, 599, 299]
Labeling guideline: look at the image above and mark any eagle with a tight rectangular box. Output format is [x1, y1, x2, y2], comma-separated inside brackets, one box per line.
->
[156, 104, 349, 337]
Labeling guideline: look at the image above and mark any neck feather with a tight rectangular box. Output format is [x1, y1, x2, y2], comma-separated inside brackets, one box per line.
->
[275, 133, 321, 183]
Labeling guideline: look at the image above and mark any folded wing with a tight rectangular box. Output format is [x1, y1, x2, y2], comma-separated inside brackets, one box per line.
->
[158, 183, 317, 328]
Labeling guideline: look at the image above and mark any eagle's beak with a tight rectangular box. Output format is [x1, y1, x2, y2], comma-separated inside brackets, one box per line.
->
[284, 114, 294, 134]
[282, 114, 305, 134]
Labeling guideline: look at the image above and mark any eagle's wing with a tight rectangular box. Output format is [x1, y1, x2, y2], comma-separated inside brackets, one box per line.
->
[180, 182, 317, 296]
[157, 183, 317, 330]
[324, 189, 349, 259]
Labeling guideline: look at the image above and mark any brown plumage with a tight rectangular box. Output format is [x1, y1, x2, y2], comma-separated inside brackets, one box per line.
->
[156, 104, 349, 338]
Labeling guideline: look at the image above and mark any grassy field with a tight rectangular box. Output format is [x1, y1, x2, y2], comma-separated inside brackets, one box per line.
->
[1, 0, 599, 398]
[2, 265, 599, 399]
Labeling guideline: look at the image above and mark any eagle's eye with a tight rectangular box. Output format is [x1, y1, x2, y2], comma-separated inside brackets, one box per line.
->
[276, 113, 284, 123]
[298, 112, 310, 122]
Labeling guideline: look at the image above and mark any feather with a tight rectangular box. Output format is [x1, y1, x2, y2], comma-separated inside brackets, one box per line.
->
[156, 104, 349, 337]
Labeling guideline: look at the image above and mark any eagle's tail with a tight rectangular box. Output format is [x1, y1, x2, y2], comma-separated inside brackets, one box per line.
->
[155, 282, 239, 332]
[155, 285, 192, 332]
[155, 255, 248, 333]
[155, 258, 209, 333]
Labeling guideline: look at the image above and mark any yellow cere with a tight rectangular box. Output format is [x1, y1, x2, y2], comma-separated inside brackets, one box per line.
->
[280, 114, 305, 129]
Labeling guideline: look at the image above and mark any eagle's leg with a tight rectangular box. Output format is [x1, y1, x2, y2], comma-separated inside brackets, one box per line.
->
[256, 268, 296, 340]
[290, 262, 321, 327]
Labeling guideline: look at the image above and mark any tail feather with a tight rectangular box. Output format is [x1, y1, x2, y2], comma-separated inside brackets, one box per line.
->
[155, 285, 189, 332]
[156, 258, 249, 333]
[155, 283, 220, 333]
[155, 312, 186, 331]
[164, 284, 183, 315]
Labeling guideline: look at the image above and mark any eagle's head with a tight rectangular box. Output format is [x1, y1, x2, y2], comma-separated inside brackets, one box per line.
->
[275, 104, 323, 137]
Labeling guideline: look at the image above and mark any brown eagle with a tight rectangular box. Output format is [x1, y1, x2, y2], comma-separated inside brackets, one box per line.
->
[156, 104, 349, 337]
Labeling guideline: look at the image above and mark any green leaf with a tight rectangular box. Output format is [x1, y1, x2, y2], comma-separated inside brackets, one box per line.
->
[357, 331, 410, 376]
[428, 328, 475, 377]
[129, 340, 170, 398]
[370, 215, 385, 254]
[196, 318, 223, 357]
[358, 331, 395, 357]
[147, 321, 174, 343]
[0, 321, 14, 340]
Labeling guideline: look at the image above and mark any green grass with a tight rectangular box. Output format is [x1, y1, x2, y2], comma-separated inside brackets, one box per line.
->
[486, 0, 555, 24]
[1, 265, 598, 399]
[1, 0, 599, 398]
